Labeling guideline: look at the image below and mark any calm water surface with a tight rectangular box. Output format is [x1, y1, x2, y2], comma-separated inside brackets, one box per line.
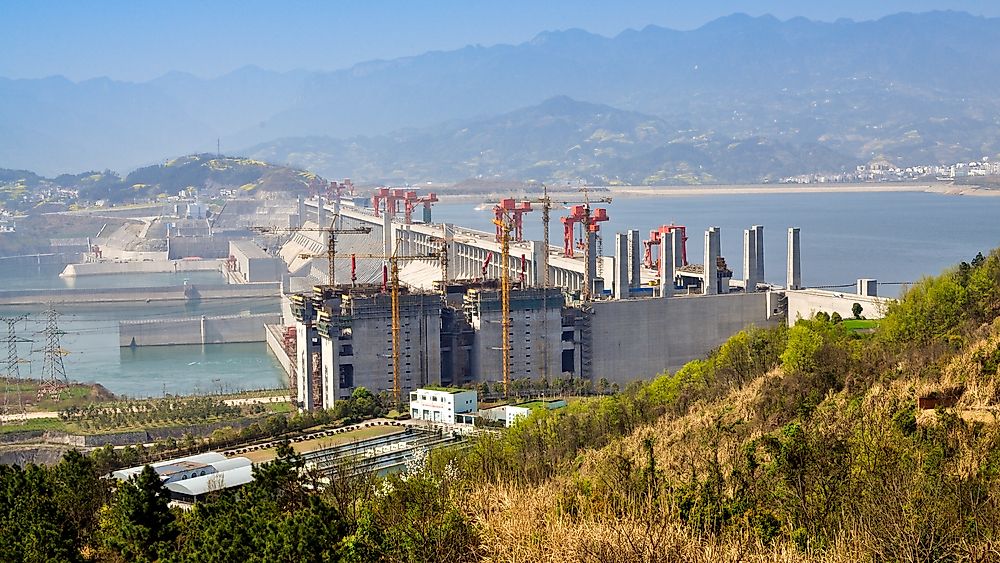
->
[0, 268, 284, 398]
[431, 191, 1000, 292]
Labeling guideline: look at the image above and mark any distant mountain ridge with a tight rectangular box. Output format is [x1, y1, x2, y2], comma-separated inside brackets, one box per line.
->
[2, 11, 999, 180]
[246, 96, 855, 184]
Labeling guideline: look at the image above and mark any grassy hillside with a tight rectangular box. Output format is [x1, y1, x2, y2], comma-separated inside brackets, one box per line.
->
[452, 247, 1000, 560]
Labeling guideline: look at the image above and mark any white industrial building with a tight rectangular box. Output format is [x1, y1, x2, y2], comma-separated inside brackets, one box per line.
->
[409, 387, 478, 424]
[111, 452, 255, 504]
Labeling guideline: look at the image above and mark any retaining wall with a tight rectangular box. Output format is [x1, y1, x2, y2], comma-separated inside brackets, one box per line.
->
[120, 313, 281, 346]
[264, 323, 294, 376]
[785, 289, 888, 325]
[589, 292, 776, 385]
[61, 259, 223, 277]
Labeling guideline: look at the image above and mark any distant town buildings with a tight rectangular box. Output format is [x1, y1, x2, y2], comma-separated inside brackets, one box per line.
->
[779, 157, 1000, 184]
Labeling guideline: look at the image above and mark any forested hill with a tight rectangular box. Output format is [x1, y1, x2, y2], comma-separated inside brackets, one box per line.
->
[3, 247, 1000, 560]
[0, 154, 316, 211]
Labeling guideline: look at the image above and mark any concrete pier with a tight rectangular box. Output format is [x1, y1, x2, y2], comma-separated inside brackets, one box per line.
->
[119, 313, 281, 347]
[743, 228, 757, 292]
[704, 227, 720, 295]
[753, 225, 764, 284]
[627, 229, 641, 288]
[659, 231, 675, 298]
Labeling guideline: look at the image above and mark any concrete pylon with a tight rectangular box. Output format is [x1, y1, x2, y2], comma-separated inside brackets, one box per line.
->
[704, 227, 720, 295]
[627, 229, 641, 288]
[295, 320, 315, 410]
[743, 228, 757, 292]
[673, 227, 685, 269]
[442, 223, 457, 282]
[382, 206, 393, 259]
[614, 233, 629, 299]
[753, 225, 764, 284]
[660, 231, 675, 297]
[787, 227, 801, 290]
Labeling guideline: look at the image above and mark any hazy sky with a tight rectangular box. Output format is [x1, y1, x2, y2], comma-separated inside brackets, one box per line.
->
[3, 0, 998, 82]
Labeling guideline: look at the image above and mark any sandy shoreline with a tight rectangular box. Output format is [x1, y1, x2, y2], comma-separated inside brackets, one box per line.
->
[435, 182, 1000, 203]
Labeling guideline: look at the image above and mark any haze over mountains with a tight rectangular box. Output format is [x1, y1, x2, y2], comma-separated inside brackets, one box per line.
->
[3, 11, 999, 183]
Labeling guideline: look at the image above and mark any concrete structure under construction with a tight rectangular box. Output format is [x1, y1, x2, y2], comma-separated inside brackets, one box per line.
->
[274, 195, 887, 411]
[228, 240, 283, 283]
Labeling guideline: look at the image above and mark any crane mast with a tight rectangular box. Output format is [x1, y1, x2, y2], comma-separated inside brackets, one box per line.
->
[492, 212, 513, 397]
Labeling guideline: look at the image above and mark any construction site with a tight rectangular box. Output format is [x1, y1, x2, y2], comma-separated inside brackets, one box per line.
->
[261, 182, 884, 411]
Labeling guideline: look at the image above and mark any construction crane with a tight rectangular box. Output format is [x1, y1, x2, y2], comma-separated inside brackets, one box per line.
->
[252, 218, 372, 286]
[558, 188, 612, 301]
[492, 210, 514, 397]
[303, 248, 443, 406]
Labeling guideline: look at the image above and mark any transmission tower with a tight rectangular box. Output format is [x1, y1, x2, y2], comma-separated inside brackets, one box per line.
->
[2, 314, 31, 419]
[39, 307, 68, 386]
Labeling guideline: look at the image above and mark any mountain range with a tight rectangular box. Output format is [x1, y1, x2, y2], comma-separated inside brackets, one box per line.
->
[2, 11, 999, 183]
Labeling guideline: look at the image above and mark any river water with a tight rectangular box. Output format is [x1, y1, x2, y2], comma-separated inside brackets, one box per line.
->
[0, 266, 284, 398]
[430, 191, 1000, 292]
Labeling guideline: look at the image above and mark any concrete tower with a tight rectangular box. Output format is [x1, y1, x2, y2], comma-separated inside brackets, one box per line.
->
[614, 233, 630, 300]
[660, 231, 675, 298]
[704, 227, 720, 295]
[753, 225, 764, 284]
[673, 227, 685, 269]
[743, 228, 757, 292]
[787, 227, 801, 290]
[627, 229, 641, 288]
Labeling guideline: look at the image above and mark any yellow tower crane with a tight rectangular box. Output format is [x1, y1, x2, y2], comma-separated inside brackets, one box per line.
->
[298, 248, 442, 406]
[251, 219, 372, 286]
[492, 211, 513, 397]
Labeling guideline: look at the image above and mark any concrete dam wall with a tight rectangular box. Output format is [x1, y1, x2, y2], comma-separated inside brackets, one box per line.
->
[60, 259, 223, 277]
[120, 312, 282, 346]
[0, 282, 281, 306]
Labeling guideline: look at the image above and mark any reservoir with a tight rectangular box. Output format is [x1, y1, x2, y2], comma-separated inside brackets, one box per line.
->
[431, 190, 1000, 292]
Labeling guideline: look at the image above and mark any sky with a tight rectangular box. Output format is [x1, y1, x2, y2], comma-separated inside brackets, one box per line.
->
[2, 0, 999, 82]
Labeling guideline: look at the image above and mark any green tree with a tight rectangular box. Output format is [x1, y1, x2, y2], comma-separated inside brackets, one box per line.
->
[100, 465, 177, 562]
[0, 463, 80, 562]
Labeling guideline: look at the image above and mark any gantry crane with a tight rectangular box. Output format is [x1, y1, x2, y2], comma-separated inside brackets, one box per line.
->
[252, 218, 372, 286]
